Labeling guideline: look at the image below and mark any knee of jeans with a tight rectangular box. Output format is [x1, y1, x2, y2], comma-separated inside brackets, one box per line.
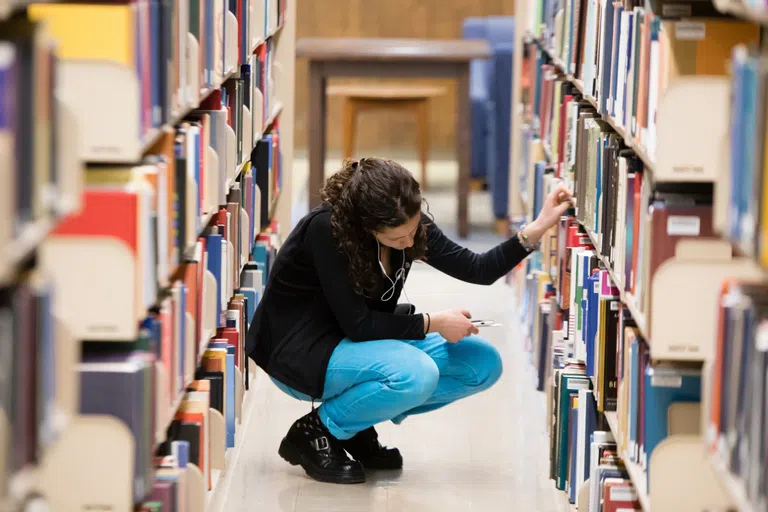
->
[473, 342, 503, 390]
[392, 353, 440, 401]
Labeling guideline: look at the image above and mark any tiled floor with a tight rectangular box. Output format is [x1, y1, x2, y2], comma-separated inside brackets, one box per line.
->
[223, 159, 573, 511]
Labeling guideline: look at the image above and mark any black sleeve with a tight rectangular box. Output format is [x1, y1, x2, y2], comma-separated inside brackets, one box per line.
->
[305, 214, 426, 342]
[424, 215, 532, 285]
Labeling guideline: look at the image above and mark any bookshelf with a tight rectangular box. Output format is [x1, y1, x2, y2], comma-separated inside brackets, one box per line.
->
[507, 0, 768, 508]
[0, 0, 295, 510]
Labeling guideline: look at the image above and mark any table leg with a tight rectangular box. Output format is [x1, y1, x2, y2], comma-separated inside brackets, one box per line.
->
[456, 66, 471, 238]
[308, 61, 327, 209]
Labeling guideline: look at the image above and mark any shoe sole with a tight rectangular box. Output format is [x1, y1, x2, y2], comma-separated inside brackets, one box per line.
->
[279, 437, 366, 484]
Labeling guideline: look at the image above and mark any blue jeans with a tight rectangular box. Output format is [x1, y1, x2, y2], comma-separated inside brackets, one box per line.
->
[271, 332, 503, 440]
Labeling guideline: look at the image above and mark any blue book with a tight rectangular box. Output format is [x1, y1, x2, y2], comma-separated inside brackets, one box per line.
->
[237, 287, 258, 325]
[621, 13, 634, 121]
[568, 402, 580, 503]
[252, 241, 270, 285]
[585, 271, 600, 377]
[206, 232, 224, 327]
[192, 129, 201, 233]
[599, 1, 615, 114]
[629, 338, 640, 462]
[172, 440, 190, 469]
[532, 162, 546, 219]
[741, 58, 758, 246]
[226, 344, 236, 447]
[729, 51, 746, 240]
[149, 0, 160, 127]
[643, 366, 701, 488]
[583, 390, 598, 481]
[204, 0, 215, 85]
[624, 172, 636, 289]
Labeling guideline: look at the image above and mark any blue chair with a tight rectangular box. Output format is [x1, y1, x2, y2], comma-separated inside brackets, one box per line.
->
[462, 16, 515, 221]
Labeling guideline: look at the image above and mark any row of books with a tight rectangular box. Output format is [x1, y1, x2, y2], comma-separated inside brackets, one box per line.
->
[522, 235, 703, 509]
[727, 46, 768, 267]
[0, 16, 78, 265]
[25, 0, 286, 161]
[41, 108, 282, 343]
[524, 46, 723, 338]
[523, 0, 760, 162]
[4, 170, 280, 506]
[0, 273, 58, 495]
[708, 280, 768, 510]
[521, 274, 645, 511]
[69, 169, 281, 504]
[78, 252, 264, 503]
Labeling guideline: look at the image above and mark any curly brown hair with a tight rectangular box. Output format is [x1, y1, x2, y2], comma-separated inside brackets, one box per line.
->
[320, 157, 430, 297]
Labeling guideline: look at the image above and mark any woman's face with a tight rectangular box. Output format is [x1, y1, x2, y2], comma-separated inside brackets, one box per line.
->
[374, 213, 421, 251]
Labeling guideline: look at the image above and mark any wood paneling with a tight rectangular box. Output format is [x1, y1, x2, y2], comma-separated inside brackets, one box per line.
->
[294, 0, 513, 155]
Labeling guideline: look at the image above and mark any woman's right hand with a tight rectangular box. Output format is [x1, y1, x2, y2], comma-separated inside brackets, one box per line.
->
[429, 309, 479, 343]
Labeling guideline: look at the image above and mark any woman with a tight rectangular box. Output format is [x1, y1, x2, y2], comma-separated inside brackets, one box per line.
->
[245, 157, 572, 484]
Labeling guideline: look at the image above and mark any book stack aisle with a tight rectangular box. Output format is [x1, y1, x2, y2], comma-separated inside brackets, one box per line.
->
[0, 0, 296, 510]
[507, 0, 768, 509]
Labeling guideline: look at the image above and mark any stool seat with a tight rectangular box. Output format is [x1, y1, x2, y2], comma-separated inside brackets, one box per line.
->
[327, 84, 445, 190]
[327, 84, 445, 100]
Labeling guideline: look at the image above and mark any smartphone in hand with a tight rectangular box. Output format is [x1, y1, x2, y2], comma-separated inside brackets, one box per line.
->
[471, 320, 502, 327]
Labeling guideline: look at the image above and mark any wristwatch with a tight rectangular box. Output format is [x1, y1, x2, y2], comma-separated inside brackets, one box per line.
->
[517, 224, 541, 252]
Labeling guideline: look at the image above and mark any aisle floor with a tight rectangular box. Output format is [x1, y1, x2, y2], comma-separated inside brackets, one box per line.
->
[223, 160, 572, 511]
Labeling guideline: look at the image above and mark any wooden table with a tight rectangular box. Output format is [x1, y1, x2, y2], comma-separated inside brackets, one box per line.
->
[327, 84, 445, 191]
[297, 38, 491, 238]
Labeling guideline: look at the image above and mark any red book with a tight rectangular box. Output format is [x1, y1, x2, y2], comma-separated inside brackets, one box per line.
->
[216, 325, 240, 370]
[200, 89, 223, 111]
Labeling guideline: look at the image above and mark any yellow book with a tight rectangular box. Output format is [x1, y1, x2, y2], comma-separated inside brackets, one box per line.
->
[28, 3, 135, 68]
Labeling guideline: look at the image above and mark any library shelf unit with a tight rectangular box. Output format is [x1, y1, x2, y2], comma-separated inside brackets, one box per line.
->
[507, 0, 768, 509]
[0, 0, 296, 510]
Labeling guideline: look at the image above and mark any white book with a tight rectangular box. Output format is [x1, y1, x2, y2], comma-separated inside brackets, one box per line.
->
[614, 12, 629, 121]
[645, 36, 661, 158]
[588, 432, 616, 512]
[582, 0, 599, 95]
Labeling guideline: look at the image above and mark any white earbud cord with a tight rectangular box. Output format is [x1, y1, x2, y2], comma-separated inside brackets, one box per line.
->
[377, 239, 409, 303]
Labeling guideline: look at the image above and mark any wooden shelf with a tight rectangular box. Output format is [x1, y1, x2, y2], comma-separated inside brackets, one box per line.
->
[530, 36, 656, 176]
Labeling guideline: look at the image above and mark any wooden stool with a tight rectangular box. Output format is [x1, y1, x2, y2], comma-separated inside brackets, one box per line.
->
[327, 84, 445, 190]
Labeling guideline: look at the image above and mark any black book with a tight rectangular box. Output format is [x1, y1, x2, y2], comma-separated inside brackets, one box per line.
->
[174, 131, 188, 256]
[251, 138, 271, 228]
[194, 369, 224, 415]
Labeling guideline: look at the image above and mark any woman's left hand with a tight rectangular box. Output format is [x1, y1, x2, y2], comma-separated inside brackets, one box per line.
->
[520, 182, 575, 246]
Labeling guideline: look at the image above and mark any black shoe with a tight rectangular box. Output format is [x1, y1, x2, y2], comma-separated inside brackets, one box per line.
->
[342, 427, 403, 470]
[278, 409, 366, 484]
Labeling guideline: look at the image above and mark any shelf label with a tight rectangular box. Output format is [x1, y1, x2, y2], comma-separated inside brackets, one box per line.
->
[675, 22, 706, 40]
[663, 4, 692, 16]
[567, 379, 590, 390]
[667, 216, 701, 236]
[651, 374, 683, 388]
[610, 486, 638, 502]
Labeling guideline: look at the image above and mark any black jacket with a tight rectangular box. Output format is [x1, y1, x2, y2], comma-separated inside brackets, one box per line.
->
[245, 205, 531, 398]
